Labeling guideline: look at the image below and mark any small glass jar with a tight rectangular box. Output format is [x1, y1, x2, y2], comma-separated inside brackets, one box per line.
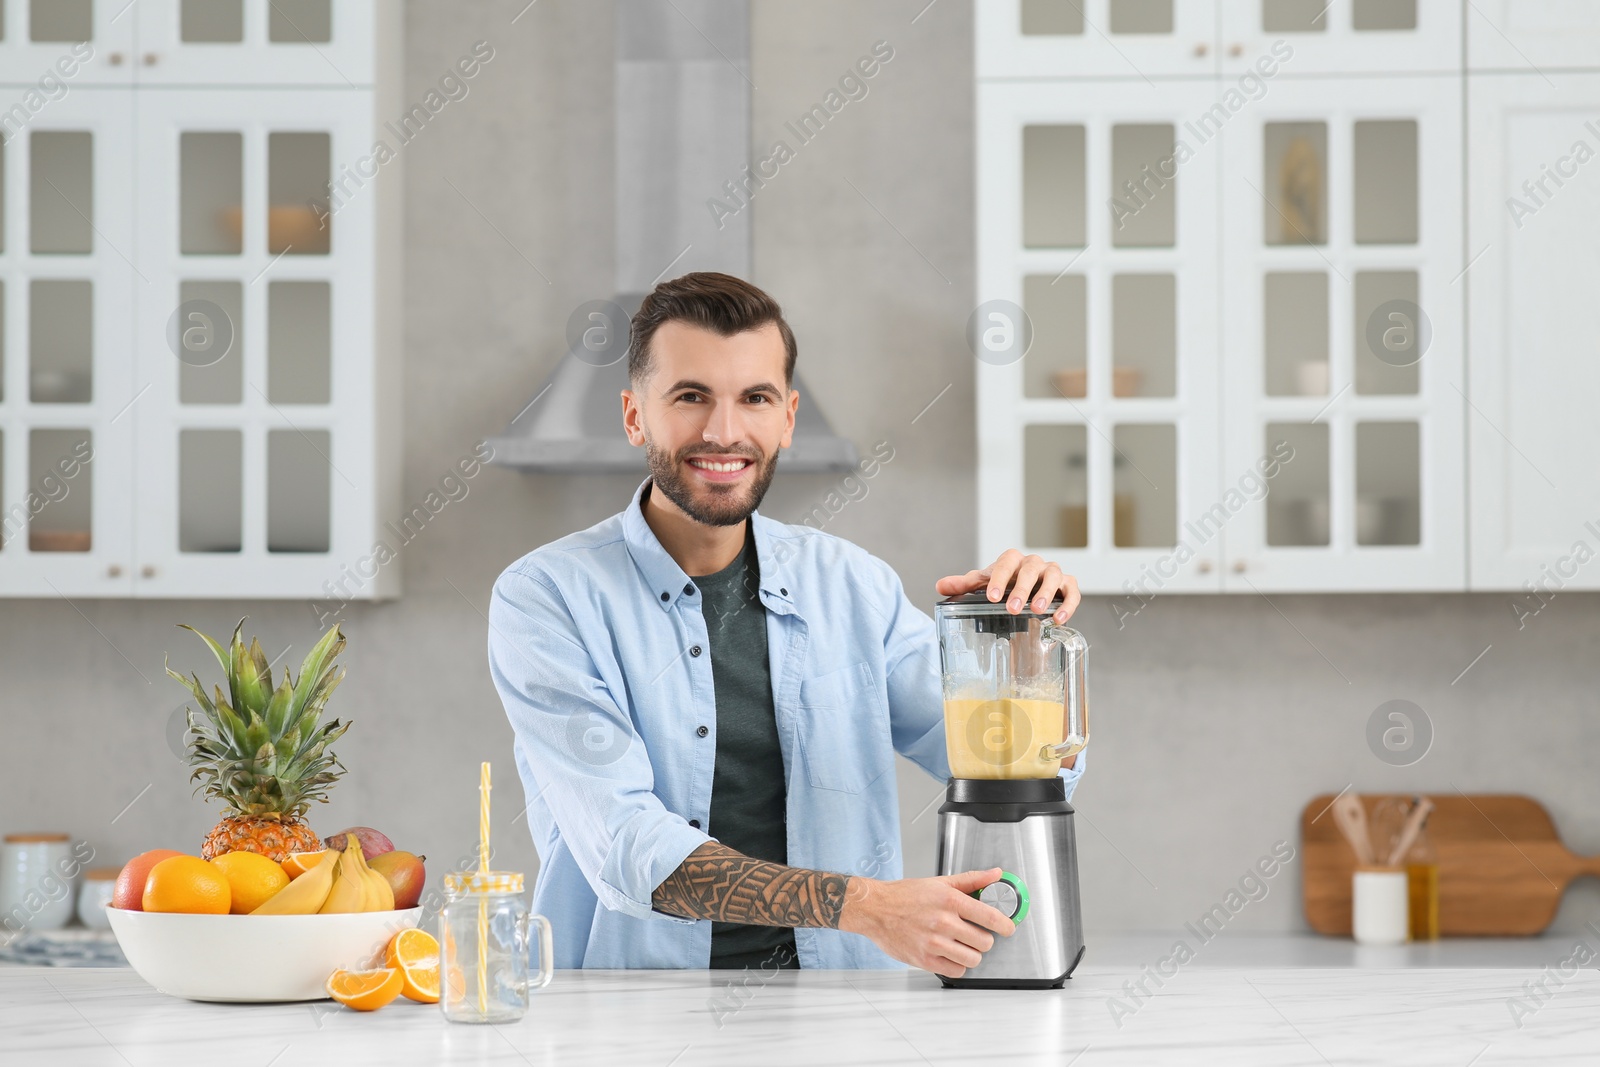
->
[438, 871, 552, 1024]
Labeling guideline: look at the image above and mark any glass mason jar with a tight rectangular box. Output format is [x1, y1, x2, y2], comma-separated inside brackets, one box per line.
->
[438, 871, 553, 1024]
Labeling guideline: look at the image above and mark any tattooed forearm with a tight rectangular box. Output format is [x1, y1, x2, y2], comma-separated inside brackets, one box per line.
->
[651, 843, 851, 928]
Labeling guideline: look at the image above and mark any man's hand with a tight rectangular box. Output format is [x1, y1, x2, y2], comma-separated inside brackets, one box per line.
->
[838, 867, 1015, 979]
[935, 549, 1080, 624]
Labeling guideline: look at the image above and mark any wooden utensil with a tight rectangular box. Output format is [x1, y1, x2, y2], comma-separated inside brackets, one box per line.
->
[1383, 796, 1435, 868]
[1302, 793, 1600, 936]
[1330, 792, 1375, 865]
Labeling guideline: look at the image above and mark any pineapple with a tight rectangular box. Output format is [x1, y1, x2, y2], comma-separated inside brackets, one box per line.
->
[166, 619, 352, 862]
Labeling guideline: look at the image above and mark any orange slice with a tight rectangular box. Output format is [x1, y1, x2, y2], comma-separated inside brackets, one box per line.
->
[325, 967, 403, 1012]
[384, 928, 441, 1004]
[281, 850, 333, 880]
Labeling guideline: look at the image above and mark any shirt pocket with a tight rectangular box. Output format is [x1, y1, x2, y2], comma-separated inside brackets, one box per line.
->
[796, 661, 891, 793]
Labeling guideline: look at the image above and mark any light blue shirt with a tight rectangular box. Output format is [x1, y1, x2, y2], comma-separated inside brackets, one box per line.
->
[487, 477, 1085, 969]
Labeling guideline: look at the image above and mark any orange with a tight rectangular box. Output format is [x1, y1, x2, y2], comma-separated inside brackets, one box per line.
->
[141, 855, 231, 915]
[280, 850, 333, 880]
[113, 850, 184, 911]
[326, 967, 404, 1011]
[384, 928, 440, 1003]
[209, 852, 290, 914]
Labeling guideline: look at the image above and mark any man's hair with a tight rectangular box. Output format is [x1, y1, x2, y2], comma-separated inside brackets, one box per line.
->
[627, 272, 797, 388]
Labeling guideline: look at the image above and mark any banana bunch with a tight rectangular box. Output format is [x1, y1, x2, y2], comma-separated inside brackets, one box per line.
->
[249, 834, 393, 915]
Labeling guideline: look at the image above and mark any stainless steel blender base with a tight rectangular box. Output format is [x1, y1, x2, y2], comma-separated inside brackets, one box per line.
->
[935, 780, 1085, 989]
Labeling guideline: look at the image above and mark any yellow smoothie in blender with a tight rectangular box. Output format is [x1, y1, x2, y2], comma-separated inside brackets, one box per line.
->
[944, 696, 1066, 779]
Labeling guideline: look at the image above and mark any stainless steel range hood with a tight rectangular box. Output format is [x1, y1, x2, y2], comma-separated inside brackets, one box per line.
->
[487, 0, 858, 473]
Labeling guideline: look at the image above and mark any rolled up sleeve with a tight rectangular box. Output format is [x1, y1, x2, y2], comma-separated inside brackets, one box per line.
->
[488, 566, 707, 923]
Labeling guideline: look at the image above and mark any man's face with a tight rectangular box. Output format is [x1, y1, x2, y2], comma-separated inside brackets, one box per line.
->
[622, 320, 799, 527]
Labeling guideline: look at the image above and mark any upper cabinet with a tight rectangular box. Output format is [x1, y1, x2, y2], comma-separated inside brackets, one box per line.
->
[976, 79, 1223, 593]
[0, 0, 402, 600]
[133, 0, 379, 85]
[1466, 72, 1600, 591]
[977, 0, 1600, 594]
[975, 0, 1459, 80]
[1467, 1, 1600, 71]
[976, 0, 1218, 79]
[1218, 76, 1464, 592]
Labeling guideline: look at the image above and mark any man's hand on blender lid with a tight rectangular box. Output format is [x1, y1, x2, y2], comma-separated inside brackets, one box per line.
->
[935, 549, 1081, 624]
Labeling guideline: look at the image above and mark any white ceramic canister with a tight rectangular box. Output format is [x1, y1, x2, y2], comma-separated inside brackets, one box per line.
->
[0, 833, 82, 935]
[77, 868, 121, 929]
[1352, 866, 1410, 945]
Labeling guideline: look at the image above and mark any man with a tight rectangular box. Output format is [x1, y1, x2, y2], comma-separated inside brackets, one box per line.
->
[488, 272, 1084, 977]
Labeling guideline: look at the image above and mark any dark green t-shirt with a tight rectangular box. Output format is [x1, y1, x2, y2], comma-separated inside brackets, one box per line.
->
[694, 523, 798, 970]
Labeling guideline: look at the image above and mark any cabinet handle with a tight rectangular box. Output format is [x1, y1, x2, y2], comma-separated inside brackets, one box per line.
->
[107, 564, 123, 578]
[143, 52, 159, 66]
[141, 564, 158, 579]
[108, 52, 125, 66]
[1232, 560, 1247, 574]
[1197, 559, 1213, 574]
[1193, 42, 1208, 57]
[1228, 43, 1243, 57]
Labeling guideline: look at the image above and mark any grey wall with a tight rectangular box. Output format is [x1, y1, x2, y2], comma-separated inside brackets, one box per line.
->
[4, 0, 1599, 941]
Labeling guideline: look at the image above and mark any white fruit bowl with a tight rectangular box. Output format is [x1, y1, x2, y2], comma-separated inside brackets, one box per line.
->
[105, 905, 423, 1002]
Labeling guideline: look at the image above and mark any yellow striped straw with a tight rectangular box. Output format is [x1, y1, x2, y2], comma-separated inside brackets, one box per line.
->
[477, 761, 491, 1016]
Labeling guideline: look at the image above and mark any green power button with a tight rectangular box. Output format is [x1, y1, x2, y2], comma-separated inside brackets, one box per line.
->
[973, 870, 1030, 925]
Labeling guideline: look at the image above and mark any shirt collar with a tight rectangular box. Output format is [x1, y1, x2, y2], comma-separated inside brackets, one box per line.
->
[623, 477, 798, 614]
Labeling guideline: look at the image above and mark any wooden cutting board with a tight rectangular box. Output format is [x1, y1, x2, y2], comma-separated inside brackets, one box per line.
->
[1302, 793, 1600, 936]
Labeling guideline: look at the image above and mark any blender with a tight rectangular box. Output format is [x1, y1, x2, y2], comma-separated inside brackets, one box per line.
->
[934, 593, 1089, 988]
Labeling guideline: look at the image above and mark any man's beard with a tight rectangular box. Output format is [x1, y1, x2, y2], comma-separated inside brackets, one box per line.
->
[644, 435, 780, 527]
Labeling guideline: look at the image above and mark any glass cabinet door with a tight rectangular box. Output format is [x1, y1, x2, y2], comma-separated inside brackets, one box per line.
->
[133, 0, 376, 85]
[977, 0, 1217, 79]
[978, 79, 1222, 595]
[1219, 75, 1464, 591]
[132, 88, 375, 597]
[1218, 0, 1459, 75]
[0, 90, 136, 595]
[0, 0, 136, 85]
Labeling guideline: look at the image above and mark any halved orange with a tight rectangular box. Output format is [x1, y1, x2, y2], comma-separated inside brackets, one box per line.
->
[384, 928, 441, 1004]
[281, 850, 333, 880]
[325, 967, 403, 1012]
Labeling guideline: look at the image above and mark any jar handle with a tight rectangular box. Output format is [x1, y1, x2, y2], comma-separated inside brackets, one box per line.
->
[516, 912, 554, 993]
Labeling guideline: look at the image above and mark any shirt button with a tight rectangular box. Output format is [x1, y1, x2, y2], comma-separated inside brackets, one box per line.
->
[683, 583, 694, 595]
[689, 645, 702, 657]
[696, 725, 709, 738]
[660, 591, 669, 602]
[780, 587, 788, 596]
[689, 819, 701, 829]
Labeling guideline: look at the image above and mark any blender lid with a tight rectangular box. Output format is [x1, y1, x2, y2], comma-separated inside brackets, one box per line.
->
[939, 592, 1065, 607]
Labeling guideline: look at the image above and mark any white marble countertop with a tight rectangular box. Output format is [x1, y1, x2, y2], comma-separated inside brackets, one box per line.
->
[5, 934, 1600, 1065]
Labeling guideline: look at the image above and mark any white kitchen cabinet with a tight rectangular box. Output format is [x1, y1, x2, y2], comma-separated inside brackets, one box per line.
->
[1217, 75, 1465, 592]
[975, 0, 1459, 82]
[0, 90, 137, 597]
[1467, 1, 1600, 72]
[975, 0, 1217, 80]
[1218, 0, 1459, 77]
[977, 79, 1224, 595]
[1466, 73, 1600, 592]
[0, 0, 134, 85]
[0, 1, 401, 599]
[130, 87, 393, 600]
[134, 0, 378, 86]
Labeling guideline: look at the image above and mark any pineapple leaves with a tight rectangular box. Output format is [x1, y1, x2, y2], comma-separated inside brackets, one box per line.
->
[176, 622, 232, 679]
[229, 619, 271, 714]
[168, 617, 351, 822]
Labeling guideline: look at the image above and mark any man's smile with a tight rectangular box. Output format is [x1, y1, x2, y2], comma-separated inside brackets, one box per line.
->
[686, 454, 756, 483]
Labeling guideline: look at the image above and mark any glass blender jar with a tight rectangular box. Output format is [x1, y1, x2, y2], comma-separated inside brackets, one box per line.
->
[936, 593, 1088, 779]
[933, 593, 1090, 988]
